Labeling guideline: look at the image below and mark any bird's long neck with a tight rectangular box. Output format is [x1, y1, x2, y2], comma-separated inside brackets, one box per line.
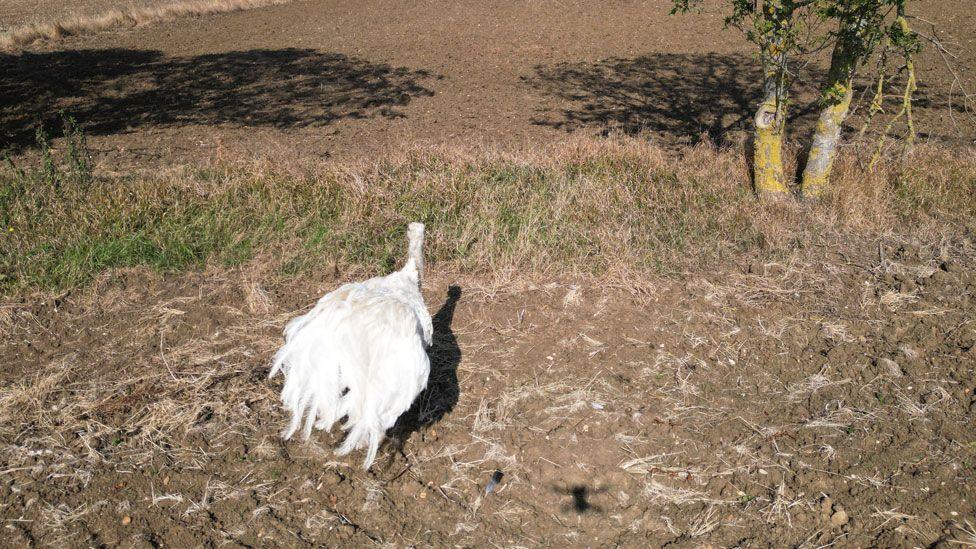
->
[404, 223, 425, 288]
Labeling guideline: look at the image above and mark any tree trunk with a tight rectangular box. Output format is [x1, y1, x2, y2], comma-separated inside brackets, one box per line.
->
[800, 32, 857, 198]
[753, 62, 790, 197]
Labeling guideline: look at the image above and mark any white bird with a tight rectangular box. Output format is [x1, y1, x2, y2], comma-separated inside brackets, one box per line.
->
[269, 222, 432, 469]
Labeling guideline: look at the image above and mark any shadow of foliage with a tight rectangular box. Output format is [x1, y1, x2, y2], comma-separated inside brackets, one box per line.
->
[523, 53, 826, 145]
[0, 48, 434, 152]
[524, 52, 972, 146]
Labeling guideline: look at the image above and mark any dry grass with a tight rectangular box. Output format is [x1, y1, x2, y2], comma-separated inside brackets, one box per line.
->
[3, 135, 975, 298]
[642, 479, 733, 506]
[953, 520, 976, 546]
[0, 286, 282, 477]
[0, 0, 291, 50]
[1, 137, 974, 545]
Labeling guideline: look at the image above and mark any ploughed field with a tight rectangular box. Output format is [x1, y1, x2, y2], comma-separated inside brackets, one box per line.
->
[2, 242, 975, 546]
[1, 0, 976, 546]
[1, 0, 974, 167]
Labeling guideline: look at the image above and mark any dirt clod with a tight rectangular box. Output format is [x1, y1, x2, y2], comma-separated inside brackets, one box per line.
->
[821, 496, 834, 518]
[878, 358, 903, 377]
[830, 508, 849, 528]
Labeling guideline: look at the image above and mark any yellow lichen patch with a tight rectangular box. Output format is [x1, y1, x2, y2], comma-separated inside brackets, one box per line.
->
[802, 87, 853, 199]
[754, 127, 788, 196]
[753, 92, 789, 197]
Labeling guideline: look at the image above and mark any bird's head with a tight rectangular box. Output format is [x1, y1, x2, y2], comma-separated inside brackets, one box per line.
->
[407, 222, 425, 243]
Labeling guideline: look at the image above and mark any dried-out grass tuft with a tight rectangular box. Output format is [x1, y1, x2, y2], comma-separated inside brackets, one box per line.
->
[0, 0, 291, 50]
[642, 479, 733, 506]
[4, 137, 975, 297]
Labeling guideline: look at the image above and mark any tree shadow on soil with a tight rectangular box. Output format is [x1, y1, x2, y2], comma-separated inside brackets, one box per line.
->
[523, 52, 968, 147]
[388, 286, 462, 455]
[523, 53, 821, 146]
[0, 48, 434, 152]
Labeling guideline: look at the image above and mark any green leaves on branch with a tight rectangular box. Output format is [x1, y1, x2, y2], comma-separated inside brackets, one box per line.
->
[673, 1, 819, 58]
[671, 1, 921, 196]
[821, 81, 850, 106]
[672, 1, 915, 64]
[887, 14, 921, 56]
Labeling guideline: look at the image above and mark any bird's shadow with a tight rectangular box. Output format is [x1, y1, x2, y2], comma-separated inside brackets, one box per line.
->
[387, 286, 462, 455]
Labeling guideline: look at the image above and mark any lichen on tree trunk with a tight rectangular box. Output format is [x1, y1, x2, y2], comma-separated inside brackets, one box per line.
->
[870, 15, 918, 169]
[800, 23, 859, 199]
[753, 64, 790, 197]
[800, 85, 853, 198]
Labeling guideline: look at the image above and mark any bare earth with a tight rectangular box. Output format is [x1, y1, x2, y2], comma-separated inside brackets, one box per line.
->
[2, 0, 976, 546]
[2, 241, 975, 546]
[1, 0, 974, 168]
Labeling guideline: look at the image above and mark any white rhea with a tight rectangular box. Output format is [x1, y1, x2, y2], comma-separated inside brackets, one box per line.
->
[269, 222, 432, 469]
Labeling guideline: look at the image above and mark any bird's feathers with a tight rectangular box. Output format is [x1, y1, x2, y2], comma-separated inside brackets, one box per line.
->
[269, 223, 432, 469]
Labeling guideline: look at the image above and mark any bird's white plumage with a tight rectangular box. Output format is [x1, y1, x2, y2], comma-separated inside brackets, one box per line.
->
[269, 223, 432, 469]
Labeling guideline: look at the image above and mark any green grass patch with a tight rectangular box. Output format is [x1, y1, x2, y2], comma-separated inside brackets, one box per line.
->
[2, 132, 974, 296]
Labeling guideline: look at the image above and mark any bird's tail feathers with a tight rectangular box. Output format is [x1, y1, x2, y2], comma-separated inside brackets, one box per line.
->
[272, 315, 344, 441]
[270, 269, 430, 471]
[269, 313, 315, 378]
[268, 346, 288, 379]
[335, 413, 383, 470]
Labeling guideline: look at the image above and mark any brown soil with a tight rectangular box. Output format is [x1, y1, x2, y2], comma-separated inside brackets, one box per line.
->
[3, 1, 976, 546]
[2, 237, 975, 546]
[1, 0, 974, 168]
